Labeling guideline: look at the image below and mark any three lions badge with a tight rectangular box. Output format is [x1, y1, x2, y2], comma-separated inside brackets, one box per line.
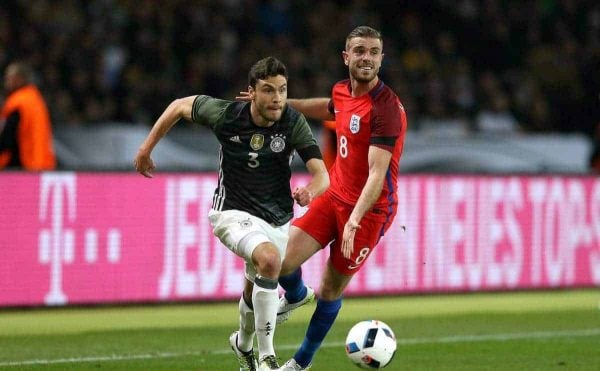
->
[350, 114, 361, 134]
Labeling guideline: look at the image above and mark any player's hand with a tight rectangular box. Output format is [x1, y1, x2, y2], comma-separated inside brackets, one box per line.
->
[235, 91, 253, 102]
[134, 151, 155, 178]
[292, 186, 313, 206]
[342, 219, 361, 259]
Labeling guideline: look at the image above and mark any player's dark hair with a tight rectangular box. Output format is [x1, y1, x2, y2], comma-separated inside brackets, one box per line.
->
[345, 26, 383, 50]
[248, 57, 288, 88]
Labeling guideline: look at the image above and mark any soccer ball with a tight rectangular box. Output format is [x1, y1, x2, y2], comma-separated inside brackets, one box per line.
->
[345, 320, 397, 369]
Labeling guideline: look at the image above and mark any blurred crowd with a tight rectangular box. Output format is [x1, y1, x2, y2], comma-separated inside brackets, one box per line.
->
[0, 0, 598, 139]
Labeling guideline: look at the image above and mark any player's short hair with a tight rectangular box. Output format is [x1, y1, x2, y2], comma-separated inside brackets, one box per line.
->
[345, 26, 383, 50]
[248, 57, 288, 88]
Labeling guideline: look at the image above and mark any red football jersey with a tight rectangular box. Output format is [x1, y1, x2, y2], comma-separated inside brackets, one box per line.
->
[327, 79, 407, 214]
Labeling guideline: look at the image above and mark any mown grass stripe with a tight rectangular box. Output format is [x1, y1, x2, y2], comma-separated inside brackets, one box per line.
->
[1, 328, 598, 367]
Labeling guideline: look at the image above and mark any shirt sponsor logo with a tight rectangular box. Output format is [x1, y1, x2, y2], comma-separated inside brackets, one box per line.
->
[250, 134, 264, 150]
[350, 114, 360, 134]
[270, 134, 286, 153]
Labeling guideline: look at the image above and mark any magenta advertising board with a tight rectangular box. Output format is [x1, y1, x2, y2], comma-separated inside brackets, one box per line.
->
[0, 173, 599, 307]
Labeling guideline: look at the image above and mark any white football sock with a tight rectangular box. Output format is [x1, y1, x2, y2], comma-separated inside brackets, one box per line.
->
[236, 294, 255, 352]
[252, 275, 279, 359]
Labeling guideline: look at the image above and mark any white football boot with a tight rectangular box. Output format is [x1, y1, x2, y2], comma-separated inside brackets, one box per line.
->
[276, 358, 311, 370]
[258, 354, 280, 370]
[276, 286, 315, 324]
[229, 331, 258, 371]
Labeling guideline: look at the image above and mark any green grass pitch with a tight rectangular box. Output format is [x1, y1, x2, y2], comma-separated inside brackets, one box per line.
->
[0, 289, 598, 370]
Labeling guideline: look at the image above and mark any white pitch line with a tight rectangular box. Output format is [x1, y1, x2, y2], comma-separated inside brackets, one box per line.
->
[1, 328, 598, 367]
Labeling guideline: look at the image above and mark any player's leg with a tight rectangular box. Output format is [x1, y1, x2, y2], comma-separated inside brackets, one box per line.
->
[280, 191, 336, 280]
[230, 279, 259, 371]
[285, 209, 387, 369]
[289, 261, 352, 369]
[209, 209, 284, 370]
[277, 226, 321, 322]
[236, 279, 256, 351]
[277, 193, 337, 323]
[250, 241, 282, 368]
[280, 226, 322, 277]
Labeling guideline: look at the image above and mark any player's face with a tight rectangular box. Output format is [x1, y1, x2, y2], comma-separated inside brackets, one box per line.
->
[249, 75, 288, 125]
[343, 37, 383, 84]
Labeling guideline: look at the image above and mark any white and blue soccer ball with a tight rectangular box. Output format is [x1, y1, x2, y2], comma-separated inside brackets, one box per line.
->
[345, 320, 397, 369]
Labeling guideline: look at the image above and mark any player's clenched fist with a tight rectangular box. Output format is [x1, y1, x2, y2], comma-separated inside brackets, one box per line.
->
[292, 187, 313, 206]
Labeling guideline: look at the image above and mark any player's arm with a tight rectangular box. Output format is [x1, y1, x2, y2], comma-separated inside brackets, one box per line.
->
[293, 157, 329, 206]
[287, 98, 335, 121]
[134, 95, 197, 177]
[236, 92, 334, 121]
[341, 146, 392, 258]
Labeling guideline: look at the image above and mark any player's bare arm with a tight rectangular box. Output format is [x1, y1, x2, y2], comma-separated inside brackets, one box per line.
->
[134, 96, 197, 177]
[287, 98, 334, 121]
[236, 93, 334, 121]
[293, 157, 329, 206]
[341, 145, 392, 258]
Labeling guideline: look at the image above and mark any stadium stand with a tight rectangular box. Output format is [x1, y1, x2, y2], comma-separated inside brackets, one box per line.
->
[1, 0, 598, 172]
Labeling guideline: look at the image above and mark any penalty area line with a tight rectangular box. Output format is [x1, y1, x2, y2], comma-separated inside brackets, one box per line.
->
[1, 328, 599, 367]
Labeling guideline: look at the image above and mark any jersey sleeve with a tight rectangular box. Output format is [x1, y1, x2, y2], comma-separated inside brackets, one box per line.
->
[290, 114, 322, 162]
[370, 90, 405, 152]
[327, 99, 335, 115]
[191, 95, 230, 130]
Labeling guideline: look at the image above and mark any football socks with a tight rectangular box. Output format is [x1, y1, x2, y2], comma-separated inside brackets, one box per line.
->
[253, 275, 279, 359]
[236, 294, 255, 352]
[294, 298, 342, 368]
[279, 268, 307, 303]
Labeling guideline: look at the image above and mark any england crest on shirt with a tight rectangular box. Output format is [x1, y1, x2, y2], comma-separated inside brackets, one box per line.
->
[349, 114, 360, 134]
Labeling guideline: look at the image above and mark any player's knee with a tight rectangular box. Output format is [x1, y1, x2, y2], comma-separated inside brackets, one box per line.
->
[253, 243, 281, 278]
[319, 285, 344, 301]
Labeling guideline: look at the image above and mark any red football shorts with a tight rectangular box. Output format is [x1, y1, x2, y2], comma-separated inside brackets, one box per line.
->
[292, 190, 395, 275]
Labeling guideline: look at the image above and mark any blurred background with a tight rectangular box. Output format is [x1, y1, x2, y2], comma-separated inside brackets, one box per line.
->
[0, 0, 599, 172]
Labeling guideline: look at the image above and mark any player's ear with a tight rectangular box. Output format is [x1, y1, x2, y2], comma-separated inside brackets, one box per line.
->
[342, 51, 349, 66]
[247, 86, 255, 99]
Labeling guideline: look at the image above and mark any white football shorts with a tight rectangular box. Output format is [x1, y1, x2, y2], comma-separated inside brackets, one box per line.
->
[208, 209, 289, 282]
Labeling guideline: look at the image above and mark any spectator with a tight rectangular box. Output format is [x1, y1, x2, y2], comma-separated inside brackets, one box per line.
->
[475, 91, 520, 135]
[0, 0, 596, 141]
[418, 98, 470, 139]
[0, 61, 56, 170]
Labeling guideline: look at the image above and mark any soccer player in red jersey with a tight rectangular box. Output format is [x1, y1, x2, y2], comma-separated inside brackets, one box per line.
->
[275, 26, 408, 370]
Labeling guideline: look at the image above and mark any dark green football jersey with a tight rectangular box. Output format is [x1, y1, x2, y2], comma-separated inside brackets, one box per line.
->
[191, 95, 319, 226]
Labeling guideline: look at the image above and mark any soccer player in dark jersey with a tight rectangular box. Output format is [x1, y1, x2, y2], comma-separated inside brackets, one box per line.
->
[134, 57, 329, 371]
[274, 26, 408, 370]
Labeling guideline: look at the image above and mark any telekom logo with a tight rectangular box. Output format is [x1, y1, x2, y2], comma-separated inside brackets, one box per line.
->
[38, 174, 122, 305]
